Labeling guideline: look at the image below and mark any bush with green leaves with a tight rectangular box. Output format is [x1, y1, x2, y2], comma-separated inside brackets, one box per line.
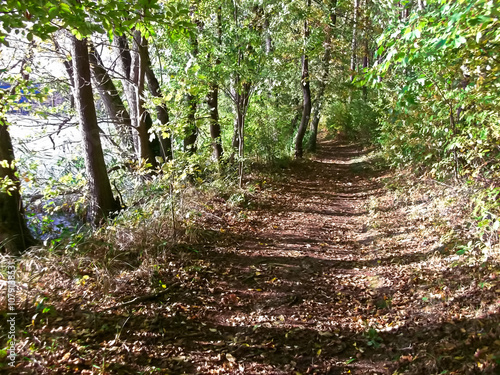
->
[365, 0, 500, 180]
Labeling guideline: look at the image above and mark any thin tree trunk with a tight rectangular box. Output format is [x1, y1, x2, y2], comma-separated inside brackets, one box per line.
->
[207, 84, 223, 161]
[294, 0, 312, 159]
[350, 0, 359, 82]
[0, 121, 36, 254]
[53, 37, 75, 109]
[309, 50, 330, 151]
[184, 3, 201, 155]
[114, 34, 139, 155]
[141, 46, 172, 161]
[133, 31, 157, 167]
[71, 35, 120, 223]
[362, 0, 370, 101]
[207, 5, 223, 162]
[264, 17, 272, 54]
[88, 42, 135, 154]
[184, 94, 198, 154]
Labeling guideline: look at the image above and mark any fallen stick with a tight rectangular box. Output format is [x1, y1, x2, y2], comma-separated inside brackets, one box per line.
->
[100, 282, 180, 312]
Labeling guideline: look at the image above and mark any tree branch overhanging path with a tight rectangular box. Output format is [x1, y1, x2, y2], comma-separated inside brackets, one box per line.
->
[13, 139, 499, 374]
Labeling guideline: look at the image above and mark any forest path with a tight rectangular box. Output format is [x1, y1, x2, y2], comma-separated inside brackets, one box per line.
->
[192, 139, 395, 374]
[15, 139, 499, 375]
[190, 138, 497, 374]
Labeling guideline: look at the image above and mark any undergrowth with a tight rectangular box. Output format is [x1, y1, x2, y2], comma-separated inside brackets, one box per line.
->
[366, 162, 500, 266]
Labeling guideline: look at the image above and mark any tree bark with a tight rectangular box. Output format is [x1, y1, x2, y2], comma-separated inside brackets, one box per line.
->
[184, 93, 198, 154]
[114, 34, 139, 155]
[88, 42, 135, 154]
[309, 50, 330, 152]
[141, 44, 172, 161]
[71, 35, 120, 223]
[206, 5, 223, 162]
[350, 0, 359, 82]
[184, 3, 201, 155]
[362, 0, 370, 101]
[0, 121, 36, 254]
[133, 31, 158, 167]
[294, 0, 312, 159]
[207, 84, 223, 161]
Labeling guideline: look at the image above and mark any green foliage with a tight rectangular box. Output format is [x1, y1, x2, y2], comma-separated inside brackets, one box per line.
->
[365, 327, 383, 348]
[471, 186, 500, 255]
[365, 0, 500, 180]
[323, 96, 379, 142]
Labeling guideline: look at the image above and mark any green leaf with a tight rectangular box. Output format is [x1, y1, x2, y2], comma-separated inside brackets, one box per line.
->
[60, 2, 71, 13]
[434, 39, 447, 49]
[48, 6, 58, 18]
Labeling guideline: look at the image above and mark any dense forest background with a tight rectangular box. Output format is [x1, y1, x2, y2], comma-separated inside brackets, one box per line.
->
[0, 0, 499, 374]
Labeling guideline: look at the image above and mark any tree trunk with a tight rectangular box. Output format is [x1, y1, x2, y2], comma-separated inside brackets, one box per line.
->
[142, 47, 172, 161]
[206, 5, 224, 162]
[71, 35, 120, 223]
[184, 93, 198, 154]
[207, 84, 223, 161]
[133, 31, 158, 167]
[264, 16, 272, 54]
[294, 0, 312, 159]
[362, 0, 370, 101]
[88, 42, 135, 154]
[0, 121, 36, 255]
[309, 0, 337, 151]
[114, 34, 140, 155]
[309, 46, 332, 152]
[350, 0, 359, 82]
[232, 79, 251, 186]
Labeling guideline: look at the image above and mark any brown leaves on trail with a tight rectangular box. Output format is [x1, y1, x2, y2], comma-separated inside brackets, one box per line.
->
[2, 140, 499, 374]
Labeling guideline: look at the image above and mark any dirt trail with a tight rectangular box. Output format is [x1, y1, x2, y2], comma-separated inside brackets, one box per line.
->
[12, 140, 499, 374]
[193, 140, 393, 374]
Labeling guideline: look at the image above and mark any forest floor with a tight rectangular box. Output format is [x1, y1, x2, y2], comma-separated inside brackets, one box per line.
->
[2, 139, 500, 374]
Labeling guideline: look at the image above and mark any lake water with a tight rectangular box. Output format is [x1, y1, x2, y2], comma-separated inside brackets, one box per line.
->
[8, 114, 89, 240]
